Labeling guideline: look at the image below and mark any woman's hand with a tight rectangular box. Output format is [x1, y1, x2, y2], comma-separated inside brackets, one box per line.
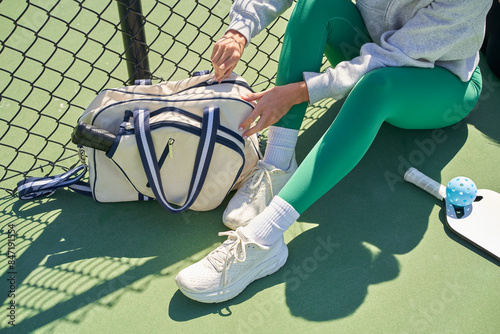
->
[211, 30, 247, 82]
[239, 81, 310, 138]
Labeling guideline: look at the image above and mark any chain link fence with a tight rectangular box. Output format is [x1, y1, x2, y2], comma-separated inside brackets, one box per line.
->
[0, 0, 292, 195]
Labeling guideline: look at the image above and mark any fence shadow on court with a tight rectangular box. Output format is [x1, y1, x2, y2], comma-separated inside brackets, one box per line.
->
[0, 189, 229, 332]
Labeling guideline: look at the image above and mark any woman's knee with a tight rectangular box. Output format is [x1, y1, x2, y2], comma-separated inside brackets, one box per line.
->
[348, 68, 397, 107]
[356, 68, 399, 91]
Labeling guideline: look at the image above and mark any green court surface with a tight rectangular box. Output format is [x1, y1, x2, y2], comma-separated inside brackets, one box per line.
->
[1, 1, 500, 333]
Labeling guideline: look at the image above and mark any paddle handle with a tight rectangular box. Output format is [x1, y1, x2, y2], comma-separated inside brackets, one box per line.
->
[404, 167, 447, 201]
[71, 122, 116, 152]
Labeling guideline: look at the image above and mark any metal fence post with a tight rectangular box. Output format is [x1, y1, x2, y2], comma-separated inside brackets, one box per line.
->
[116, 0, 151, 84]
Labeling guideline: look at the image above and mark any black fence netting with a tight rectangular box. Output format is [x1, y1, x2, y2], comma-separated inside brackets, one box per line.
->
[0, 0, 291, 195]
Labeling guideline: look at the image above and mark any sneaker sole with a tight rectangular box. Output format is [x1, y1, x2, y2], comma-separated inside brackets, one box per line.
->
[176, 242, 288, 303]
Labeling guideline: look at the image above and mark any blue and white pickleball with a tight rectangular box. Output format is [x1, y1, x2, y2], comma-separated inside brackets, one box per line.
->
[446, 177, 478, 207]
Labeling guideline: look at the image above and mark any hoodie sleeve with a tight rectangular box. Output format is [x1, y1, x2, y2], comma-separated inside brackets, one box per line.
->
[304, 0, 491, 104]
[226, 0, 294, 46]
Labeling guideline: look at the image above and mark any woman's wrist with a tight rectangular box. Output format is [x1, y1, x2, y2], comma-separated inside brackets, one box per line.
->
[225, 29, 247, 50]
[296, 81, 310, 104]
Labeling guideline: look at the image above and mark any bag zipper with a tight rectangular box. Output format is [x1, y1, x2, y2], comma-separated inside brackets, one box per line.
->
[167, 138, 175, 158]
[101, 78, 253, 97]
[175, 79, 254, 94]
[156, 138, 175, 172]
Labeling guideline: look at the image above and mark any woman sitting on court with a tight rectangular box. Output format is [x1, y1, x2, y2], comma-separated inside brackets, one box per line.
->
[175, 0, 492, 303]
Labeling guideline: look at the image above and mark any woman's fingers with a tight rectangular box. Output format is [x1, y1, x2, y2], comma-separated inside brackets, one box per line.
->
[239, 91, 266, 127]
[242, 91, 266, 103]
[219, 63, 237, 82]
[212, 48, 238, 81]
[239, 91, 270, 137]
[211, 30, 247, 82]
[239, 83, 309, 138]
[242, 117, 269, 138]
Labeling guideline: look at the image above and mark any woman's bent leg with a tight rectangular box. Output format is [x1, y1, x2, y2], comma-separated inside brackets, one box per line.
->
[273, 0, 369, 130]
[279, 66, 482, 213]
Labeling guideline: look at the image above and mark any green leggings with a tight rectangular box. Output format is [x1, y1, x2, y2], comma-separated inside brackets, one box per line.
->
[275, 0, 483, 214]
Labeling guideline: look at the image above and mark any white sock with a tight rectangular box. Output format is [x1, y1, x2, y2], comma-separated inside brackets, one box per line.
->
[263, 126, 299, 170]
[241, 196, 299, 246]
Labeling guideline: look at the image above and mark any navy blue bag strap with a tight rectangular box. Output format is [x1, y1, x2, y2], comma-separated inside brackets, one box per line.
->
[17, 165, 91, 199]
[133, 106, 220, 213]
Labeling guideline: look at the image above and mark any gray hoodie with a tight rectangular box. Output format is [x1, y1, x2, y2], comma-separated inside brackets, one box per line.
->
[227, 0, 492, 104]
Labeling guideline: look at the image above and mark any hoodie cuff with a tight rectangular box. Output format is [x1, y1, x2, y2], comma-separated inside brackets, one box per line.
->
[303, 71, 334, 105]
[227, 18, 254, 47]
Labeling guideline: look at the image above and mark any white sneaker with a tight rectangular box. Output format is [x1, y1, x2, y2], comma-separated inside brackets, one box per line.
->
[223, 158, 298, 230]
[175, 228, 288, 303]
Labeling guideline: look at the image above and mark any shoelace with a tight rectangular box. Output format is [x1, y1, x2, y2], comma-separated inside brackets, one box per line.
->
[240, 163, 275, 198]
[207, 231, 249, 286]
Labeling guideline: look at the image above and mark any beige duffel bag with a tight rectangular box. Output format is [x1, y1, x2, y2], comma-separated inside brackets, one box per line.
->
[71, 72, 261, 212]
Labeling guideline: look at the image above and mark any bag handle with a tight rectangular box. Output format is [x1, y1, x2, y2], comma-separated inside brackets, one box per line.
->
[133, 106, 220, 213]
